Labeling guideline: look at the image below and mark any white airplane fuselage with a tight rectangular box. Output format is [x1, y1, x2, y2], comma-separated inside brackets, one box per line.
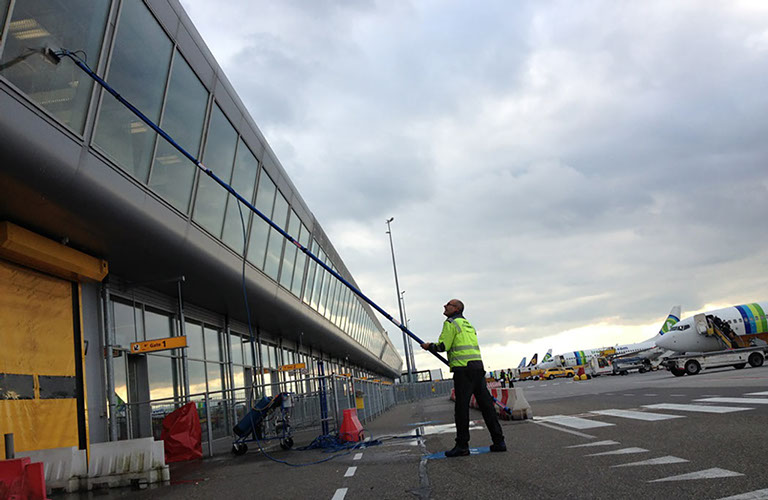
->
[656, 302, 768, 353]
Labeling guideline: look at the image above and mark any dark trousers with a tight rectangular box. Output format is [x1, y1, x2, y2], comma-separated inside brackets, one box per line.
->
[453, 369, 504, 447]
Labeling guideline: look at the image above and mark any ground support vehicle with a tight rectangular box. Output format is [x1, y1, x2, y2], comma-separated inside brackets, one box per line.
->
[542, 367, 576, 380]
[231, 391, 294, 455]
[612, 356, 653, 375]
[661, 346, 768, 376]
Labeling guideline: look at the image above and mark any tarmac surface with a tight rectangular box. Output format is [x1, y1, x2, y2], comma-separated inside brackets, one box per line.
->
[64, 365, 768, 499]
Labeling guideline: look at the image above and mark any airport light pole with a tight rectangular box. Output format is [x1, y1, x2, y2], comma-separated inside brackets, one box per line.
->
[400, 290, 417, 377]
[386, 217, 412, 382]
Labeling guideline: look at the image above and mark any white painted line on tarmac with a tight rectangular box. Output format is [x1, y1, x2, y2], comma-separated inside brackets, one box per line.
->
[611, 456, 688, 467]
[353, 453, 363, 460]
[744, 391, 768, 396]
[586, 447, 648, 457]
[332, 488, 348, 500]
[591, 409, 684, 421]
[344, 466, 357, 477]
[695, 397, 768, 405]
[644, 403, 752, 414]
[716, 488, 768, 499]
[534, 421, 596, 439]
[649, 468, 743, 482]
[566, 440, 620, 448]
[536, 415, 614, 429]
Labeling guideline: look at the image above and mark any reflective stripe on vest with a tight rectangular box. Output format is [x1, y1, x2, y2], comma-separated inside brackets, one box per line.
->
[446, 317, 482, 368]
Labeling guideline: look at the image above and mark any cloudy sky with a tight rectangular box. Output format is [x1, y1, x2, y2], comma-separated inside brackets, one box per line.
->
[179, 0, 768, 373]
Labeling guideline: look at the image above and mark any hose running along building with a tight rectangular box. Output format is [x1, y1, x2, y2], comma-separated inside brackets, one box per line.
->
[0, 0, 402, 455]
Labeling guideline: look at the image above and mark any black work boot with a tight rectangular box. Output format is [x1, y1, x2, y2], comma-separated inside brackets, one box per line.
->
[445, 445, 470, 457]
[490, 441, 507, 452]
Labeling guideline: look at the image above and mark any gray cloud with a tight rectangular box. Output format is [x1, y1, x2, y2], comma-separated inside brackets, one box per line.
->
[181, 0, 768, 367]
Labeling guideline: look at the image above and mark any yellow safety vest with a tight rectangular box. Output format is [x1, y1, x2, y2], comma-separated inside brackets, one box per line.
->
[438, 316, 483, 370]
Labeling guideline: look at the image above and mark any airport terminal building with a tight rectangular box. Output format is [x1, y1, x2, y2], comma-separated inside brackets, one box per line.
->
[0, 0, 402, 455]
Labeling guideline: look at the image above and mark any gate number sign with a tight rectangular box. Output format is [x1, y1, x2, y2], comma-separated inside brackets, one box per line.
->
[130, 336, 187, 354]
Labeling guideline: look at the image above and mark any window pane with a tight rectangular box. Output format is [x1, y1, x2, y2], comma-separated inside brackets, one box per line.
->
[193, 105, 237, 236]
[0, 1, 9, 34]
[246, 172, 276, 268]
[112, 300, 140, 348]
[278, 210, 299, 289]
[221, 140, 259, 252]
[148, 53, 207, 212]
[145, 309, 174, 340]
[147, 355, 175, 400]
[188, 360, 206, 395]
[230, 335, 243, 365]
[184, 321, 204, 360]
[204, 326, 221, 362]
[263, 191, 288, 280]
[291, 223, 309, 297]
[206, 363, 223, 394]
[93, 0, 172, 181]
[0, 0, 109, 133]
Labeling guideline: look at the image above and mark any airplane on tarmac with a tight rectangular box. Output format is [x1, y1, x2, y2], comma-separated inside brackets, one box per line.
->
[527, 353, 538, 366]
[537, 306, 681, 369]
[656, 302, 768, 353]
[517, 357, 527, 368]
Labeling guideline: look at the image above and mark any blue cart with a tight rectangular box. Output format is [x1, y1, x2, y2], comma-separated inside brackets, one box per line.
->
[231, 391, 294, 455]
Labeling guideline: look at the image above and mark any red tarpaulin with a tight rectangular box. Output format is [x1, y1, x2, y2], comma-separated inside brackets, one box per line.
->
[161, 402, 203, 463]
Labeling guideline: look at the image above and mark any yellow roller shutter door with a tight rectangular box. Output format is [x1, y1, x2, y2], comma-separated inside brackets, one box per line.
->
[0, 259, 80, 455]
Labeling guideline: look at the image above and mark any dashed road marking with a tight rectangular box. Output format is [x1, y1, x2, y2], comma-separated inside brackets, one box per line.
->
[649, 468, 743, 482]
[744, 391, 768, 396]
[611, 456, 688, 467]
[716, 488, 768, 499]
[644, 403, 751, 414]
[586, 447, 648, 457]
[536, 415, 614, 429]
[566, 440, 620, 448]
[344, 466, 357, 477]
[353, 453, 363, 460]
[695, 397, 768, 405]
[590, 409, 684, 421]
[332, 488, 348, 500]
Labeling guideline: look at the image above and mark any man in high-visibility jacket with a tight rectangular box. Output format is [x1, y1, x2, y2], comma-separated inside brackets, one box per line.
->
[421, 299, 506, 457]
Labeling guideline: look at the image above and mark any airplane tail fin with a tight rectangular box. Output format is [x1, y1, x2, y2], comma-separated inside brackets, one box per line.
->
[541, 348, 553, 363]
[658, 305, 681, 336]
[517, 357, 527, 368]
[527, 353, 538, 366]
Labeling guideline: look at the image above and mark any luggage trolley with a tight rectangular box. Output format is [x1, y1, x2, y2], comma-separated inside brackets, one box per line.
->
[231, 387, 294, 456]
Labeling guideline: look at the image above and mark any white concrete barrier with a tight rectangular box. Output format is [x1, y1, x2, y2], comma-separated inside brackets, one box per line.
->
[86, 437, 169, 490]
[17, 446, 87, 493]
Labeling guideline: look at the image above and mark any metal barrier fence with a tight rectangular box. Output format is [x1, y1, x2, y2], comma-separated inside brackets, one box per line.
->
[117, 377, 454, 456]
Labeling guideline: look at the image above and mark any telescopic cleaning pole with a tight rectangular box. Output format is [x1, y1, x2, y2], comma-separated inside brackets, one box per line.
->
[54, 49, 514, 415]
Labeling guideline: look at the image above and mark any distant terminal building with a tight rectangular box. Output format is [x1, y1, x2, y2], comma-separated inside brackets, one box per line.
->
[0, 0, 402, 455]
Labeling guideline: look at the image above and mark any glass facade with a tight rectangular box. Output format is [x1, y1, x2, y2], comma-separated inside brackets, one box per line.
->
[1, 1, 398, 436]
[0, 0, 110, 133]
[148, 52, 208, 212]
[193, 105, 237, 236]
[93, 0, 172, 181]
[221, 139, 259, 252]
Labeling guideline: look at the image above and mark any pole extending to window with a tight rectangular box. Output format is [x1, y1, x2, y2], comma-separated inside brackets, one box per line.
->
[52, 49, 449, 370]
